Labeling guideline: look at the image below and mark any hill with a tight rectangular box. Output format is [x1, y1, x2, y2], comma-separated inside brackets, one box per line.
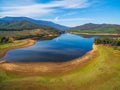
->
[0, 17, 69, 30]
[0, 20, 61, 39]
[68, 23, 120, 34]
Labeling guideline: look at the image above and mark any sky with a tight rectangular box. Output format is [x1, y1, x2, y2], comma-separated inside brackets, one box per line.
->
[0, 0, 120, 27]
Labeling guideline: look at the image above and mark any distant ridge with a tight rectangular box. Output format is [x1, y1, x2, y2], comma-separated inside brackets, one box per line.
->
[0, 20, 58, 31]
[69, 23, 120, 34]
[0, 17, 69, 30]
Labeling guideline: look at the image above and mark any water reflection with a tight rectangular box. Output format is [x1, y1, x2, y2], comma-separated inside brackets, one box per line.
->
[1, 33, 94, 62]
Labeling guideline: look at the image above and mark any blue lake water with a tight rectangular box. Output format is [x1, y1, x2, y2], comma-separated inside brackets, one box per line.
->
[0, 33, 95, 62]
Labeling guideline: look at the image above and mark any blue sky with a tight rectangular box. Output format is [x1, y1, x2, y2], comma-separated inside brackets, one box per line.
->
[0, 0, 120, 26]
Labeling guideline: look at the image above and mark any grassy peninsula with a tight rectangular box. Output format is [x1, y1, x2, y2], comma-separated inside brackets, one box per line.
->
[0, 39, 35, 59]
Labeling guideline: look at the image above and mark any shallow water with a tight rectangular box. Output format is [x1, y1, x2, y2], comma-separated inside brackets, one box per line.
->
[0, 33, 95, 62]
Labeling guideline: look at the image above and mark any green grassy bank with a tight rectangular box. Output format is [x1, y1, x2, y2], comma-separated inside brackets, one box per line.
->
[0, 39, 35, 59]
[0, 40, 27, 49]
[0, 45, 120, 90]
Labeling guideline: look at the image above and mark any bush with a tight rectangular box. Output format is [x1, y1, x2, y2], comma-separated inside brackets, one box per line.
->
[7, 37, 14, 43]
[95, 38, 120, 46]
[0, 37, 14, 44]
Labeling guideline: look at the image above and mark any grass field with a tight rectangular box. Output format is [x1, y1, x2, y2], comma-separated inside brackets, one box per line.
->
[0, 40, 27, 49]
[0, 45, 120, 90]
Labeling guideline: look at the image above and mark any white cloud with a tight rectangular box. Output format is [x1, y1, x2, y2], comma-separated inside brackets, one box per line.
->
[53, 12, 78, 22]
[0, 0, 91, 17]
[59, 18, 94, 21]
[45, 18, 94, 22]
[62, 12, 78, 17]
[0, 4, 55, 17]
[54, 17, 59, 22]
[47, 0, 90, 9]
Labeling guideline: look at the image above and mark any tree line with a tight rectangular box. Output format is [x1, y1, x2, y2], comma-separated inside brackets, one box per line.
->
[95, 38, 120, 46]
[0, 37, 14, 44]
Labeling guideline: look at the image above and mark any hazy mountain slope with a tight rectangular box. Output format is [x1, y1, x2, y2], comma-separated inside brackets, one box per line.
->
[0, 17, 69, 30]
[69, 23, 120, 34]
[0, 20, 42, 31]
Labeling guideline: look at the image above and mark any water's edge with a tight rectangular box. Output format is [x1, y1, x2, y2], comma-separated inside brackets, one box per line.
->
[0, 39, 36, 59]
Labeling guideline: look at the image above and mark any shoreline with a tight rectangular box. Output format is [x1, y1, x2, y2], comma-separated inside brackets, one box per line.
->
[0, 45, 98, 75]
[70, 32, 120, 36]
[0, 39, 36, 59]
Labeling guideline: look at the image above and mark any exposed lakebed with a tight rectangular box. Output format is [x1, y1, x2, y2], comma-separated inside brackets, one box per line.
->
[0, 33, 95, 62]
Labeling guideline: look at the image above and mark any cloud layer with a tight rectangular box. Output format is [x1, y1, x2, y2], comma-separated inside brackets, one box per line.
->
[0, 0, 91, 17]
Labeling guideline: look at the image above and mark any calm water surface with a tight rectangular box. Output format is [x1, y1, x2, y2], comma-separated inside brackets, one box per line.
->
[0, 33, 95, 62]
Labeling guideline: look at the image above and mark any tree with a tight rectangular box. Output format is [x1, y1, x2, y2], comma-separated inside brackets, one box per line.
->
[0, 37, 8, 43]
[0, 37, 14, 43]
[7, 37, 14, 43]
[115, 27, 120, 35]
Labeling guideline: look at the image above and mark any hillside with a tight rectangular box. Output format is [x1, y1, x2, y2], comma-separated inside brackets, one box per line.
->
[68, 23, 120, 34]
[0, 17, 69, 30]
[0, 20, 61, 39]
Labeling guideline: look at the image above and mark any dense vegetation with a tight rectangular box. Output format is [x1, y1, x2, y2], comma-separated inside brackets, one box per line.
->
[0, 37, 14, 44]
[69, 23, 120, 34]
[95, 38, 120, 46]
[0, 20, 62, 39]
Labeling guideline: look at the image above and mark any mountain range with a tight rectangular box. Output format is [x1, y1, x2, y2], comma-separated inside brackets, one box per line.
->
[0, 17, 63, 39]
[0, 17, 69, 30]
[0, 17, 120, 35]
[0, 19, 58, 31]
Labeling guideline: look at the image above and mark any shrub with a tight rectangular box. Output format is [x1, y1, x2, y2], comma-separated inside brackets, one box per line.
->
[95, 38, 120, 46]
[0, 37, 14, 44]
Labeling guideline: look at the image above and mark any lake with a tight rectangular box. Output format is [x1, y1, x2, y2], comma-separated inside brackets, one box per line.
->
[0, 33, 95, 62]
